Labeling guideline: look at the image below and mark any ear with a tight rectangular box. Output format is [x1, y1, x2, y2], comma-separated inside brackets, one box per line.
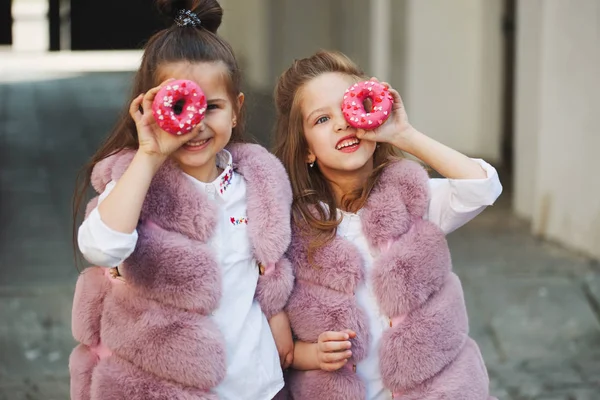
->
[233, 92, 245, 127]
[237, 92, 245, 110]
[306, 149, 316, 164]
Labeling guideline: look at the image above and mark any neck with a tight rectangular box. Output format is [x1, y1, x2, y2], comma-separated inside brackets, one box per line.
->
[179, 158, 222, 183]
[320, 159, 374, 212]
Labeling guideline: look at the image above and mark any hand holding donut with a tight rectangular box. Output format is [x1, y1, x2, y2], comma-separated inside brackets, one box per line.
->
[129, 79, 200, 159]
[348, 79, 416, 149]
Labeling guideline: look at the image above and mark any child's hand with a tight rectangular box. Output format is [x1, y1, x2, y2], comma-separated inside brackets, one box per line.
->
[316, 330, 356, 372]
[356, 78, 416, 150]
[129, 78, 196, 159]
[268, 311, 294, 370]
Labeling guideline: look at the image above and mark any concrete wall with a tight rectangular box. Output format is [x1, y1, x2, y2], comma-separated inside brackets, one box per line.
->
[401, 0, 504, 162]
[219, 0, 505, 162]
[514, 0, 600, 259]
[513, 0, 544, 219]
[219, 0, 271, 90]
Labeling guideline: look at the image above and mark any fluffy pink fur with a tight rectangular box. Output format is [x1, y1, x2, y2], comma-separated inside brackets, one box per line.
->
[71, 267, 110, 346]
[124, 220, 221, 313]
[228, 143, 292, 263]
[288, 368, 366, 400]
[285, 159, 492, 399]
[100, 285, 226, 389]
[361, 160, 429, 248]
[92, 150, 218, 243]
[371, 220, 451, 317]
[286, 281, 370, 363]
[69, 344, 96, 400]
[287, 225, 364, 295]
[255, 257, 295, 319]
[379, 274, 469, 390]
[91, 356, 217, 400]
[71, 143, 294, 398]
[397, 340, 494, 400]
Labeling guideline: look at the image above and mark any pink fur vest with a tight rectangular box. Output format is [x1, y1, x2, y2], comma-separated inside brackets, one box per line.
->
[69, 143, 295, 400]
[283, 159, 494, 400]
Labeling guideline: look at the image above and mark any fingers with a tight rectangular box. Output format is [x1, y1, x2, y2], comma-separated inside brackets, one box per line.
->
[321, 349, 352, 363]
[317, 330, 355, 371]
[342, 329, 357, 339]
[322, 360, 349, 372]
[369, 76, 391, 90]
[141, 86, 163, 116]
[129, 94, 144, 123]
[356, 130, 377, 141]
[318, 331, 351, 342]
[368, 77, 396, 94]
[388, 88, 404, 111]
[320, 339, 352, 353]
[141, 78, 176, 116]
[282, 352, 294, 370]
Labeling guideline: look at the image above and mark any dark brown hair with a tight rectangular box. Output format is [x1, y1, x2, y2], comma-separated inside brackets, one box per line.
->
[72, 0, 244, 266]
[273, 50, 401, 255]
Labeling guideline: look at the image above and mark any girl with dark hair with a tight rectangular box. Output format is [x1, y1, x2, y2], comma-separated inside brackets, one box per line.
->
[70, 1, 294, 398]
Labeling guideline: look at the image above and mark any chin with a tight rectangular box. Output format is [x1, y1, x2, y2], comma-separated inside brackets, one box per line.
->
[173, 152, 214, 170]
[342, 154, 374, 172]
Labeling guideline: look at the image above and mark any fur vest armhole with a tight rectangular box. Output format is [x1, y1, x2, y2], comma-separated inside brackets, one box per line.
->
[84, 196, 100, 220]
[255, 257, 295, 320]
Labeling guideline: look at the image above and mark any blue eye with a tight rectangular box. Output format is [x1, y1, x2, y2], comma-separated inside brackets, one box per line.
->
[316, 116, 329, 125]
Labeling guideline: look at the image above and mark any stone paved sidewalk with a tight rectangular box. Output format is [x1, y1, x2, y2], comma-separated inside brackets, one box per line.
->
[1, 72, 599, 399]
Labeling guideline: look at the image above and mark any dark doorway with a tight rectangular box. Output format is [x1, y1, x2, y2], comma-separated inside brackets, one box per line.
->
[70, 0, 165, 50]
[49, 0, 60, 50]
[0, 0, 12, 46]
[501, 0, 517, 174]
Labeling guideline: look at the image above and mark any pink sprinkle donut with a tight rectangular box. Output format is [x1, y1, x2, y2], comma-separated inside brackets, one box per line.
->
[342, 81, 393, 130]
[151, 79, 207, 135]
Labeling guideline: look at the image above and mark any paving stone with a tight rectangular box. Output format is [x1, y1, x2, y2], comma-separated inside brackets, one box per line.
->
[470, 276, 600, 361]
[0, 286, 75, 381]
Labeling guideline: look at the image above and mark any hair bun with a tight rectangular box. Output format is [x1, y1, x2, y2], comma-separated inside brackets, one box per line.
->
[156, 0, 223, 34]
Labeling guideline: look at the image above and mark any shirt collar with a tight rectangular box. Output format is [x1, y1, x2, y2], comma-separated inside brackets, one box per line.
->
[184, 149, 236, 200]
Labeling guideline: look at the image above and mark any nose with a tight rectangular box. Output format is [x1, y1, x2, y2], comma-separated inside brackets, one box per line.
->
[335, 115, 350, 133]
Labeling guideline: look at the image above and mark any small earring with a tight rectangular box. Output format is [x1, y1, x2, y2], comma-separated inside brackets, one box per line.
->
[309, 161, 315, 168]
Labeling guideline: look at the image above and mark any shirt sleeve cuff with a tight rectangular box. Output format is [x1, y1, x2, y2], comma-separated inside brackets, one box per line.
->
[78, 207, 138, 267]
[446, 158, 503, 209]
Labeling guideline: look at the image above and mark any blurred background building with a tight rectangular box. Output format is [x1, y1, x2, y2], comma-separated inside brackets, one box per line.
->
[0, 0, 599, 398]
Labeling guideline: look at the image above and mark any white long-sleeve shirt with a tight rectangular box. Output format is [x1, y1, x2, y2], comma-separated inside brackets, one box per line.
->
[79, 155, 501, 400]
[336, 158, 503, 400]
[78, 150, 283, 400]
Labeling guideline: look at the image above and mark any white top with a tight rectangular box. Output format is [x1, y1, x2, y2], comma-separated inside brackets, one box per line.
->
[335, 159, 503, 400]
[78, 150, 283, 400]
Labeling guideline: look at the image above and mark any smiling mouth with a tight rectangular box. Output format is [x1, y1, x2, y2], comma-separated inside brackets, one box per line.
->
[335, 136, 360, 150]
[185, 138, 210, 147]
[183, 136, 212, 149]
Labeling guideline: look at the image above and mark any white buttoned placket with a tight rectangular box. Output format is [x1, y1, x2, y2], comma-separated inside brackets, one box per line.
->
[206, 183, 217, 199]
[339, 211, 390, 329]
[338, 210, 398, 400]
[184, 153, 284, 399]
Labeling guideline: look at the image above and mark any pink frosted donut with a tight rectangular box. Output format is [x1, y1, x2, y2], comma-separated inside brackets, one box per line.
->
[151, 79, 207, 135]
[342, 81, 393, 129]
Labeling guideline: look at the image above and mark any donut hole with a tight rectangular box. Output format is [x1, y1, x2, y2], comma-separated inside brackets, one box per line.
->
[173, 98, 186, 115]
[362, 97, 373, 113]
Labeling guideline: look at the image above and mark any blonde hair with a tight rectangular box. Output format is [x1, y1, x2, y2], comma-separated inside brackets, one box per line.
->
[273, 50, 401, 255]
